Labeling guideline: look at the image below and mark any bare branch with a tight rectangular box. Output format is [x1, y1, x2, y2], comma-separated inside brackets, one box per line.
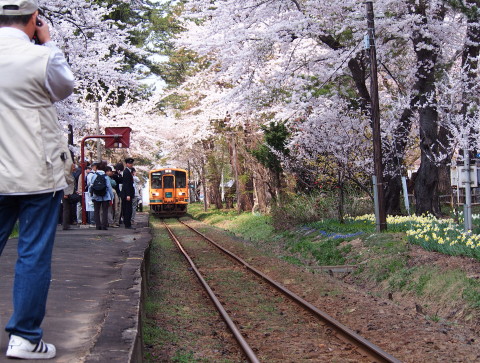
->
[290, 0, 302, 12]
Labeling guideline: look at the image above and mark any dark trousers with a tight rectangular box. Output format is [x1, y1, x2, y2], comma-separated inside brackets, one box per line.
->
[122, 198, 133, 228]
[93, 200, 109, 229]
[62, 199, 71, 230]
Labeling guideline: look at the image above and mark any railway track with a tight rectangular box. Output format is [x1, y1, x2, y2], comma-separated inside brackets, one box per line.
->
[163, 218, 401, 363]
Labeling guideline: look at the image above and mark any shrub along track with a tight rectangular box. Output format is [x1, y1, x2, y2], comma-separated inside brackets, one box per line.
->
[163, 218, 400, 362]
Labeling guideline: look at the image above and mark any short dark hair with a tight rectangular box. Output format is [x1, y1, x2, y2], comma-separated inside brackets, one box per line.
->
[96, 161, 107, 172]
[0, 11, 33, 26]
[106, 166, 113, 172]
[115, 162, 124, 172]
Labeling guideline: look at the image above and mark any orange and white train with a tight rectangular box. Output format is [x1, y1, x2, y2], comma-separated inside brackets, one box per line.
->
[149, 168, 189, 216]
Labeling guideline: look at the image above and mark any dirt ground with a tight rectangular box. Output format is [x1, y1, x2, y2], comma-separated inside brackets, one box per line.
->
[147, 219, 480, 362]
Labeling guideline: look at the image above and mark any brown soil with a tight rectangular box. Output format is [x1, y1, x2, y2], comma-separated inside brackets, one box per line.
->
[146, 218, 480, 362]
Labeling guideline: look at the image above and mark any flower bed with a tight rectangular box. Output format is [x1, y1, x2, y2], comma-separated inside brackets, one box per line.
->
[348, 214, 480, 260]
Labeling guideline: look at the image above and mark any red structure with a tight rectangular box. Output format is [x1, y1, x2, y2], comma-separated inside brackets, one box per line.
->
[104, 127, 131, 148]
[80, 127, 131, 224]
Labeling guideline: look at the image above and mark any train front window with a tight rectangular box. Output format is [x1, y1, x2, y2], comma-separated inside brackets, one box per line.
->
[163, 175, 174, 188]
[151, 173, 162, 188]
[175, 171, 186, 188]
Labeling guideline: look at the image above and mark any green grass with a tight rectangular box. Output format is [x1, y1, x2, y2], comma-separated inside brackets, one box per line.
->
[171, 350, 197, 363]
[284, 234, 351, 266]
[308, 219, 374, 234]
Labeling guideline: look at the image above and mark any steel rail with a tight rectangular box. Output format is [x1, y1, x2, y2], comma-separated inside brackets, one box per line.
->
[162, 221, 260, 363]
[180, 219, 402, 363]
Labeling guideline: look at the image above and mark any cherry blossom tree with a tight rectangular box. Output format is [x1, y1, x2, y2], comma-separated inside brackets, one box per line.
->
[167, 0, 480, 216]
[32, 0, 182, 166]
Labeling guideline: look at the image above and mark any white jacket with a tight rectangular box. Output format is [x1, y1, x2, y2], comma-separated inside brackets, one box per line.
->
[0, 29, 74, 195]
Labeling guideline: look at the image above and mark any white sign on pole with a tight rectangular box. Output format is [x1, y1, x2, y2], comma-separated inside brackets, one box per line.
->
[450, 166, 478, 188]
[84, 192, 94, 212]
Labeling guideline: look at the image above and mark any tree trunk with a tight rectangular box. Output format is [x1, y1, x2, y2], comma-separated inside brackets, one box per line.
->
[201, 159, 208, 212]
[348, 39, 417, 216]
[252, 163, 271, 214]
[436, 124, 451, 214]
[230, 135, 242, 213]
[68, 124, 75, 161]
[411, 1, 445, 216]
[414, 107, 440, 215]
[383, 108, 415, 215]
[210, 182, 223, 209]
[337, 169, 345, 223]
[241, 170, 254, 211]
[230, 133, 254, 212]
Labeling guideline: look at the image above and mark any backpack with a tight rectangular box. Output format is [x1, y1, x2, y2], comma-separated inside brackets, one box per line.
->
[91, 173, 107, 197]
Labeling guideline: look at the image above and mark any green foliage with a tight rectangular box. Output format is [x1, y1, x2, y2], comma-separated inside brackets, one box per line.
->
[188, 203, 274, 242]
[370, 257, 407, 282]
[271, 190, 373, 230]
[309, 219, 374, 233]
[444, 0, 480, 20]
[463, 282, 480, 309]
[285, 235, 350, 266]
[228, 213, 275, 242]
[188, 203, 240, 221]
[250, 121, 290, 174]
[388, 268, 413, 290]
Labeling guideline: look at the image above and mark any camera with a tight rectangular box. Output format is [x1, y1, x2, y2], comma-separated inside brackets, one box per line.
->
[33, 17, 43, 44]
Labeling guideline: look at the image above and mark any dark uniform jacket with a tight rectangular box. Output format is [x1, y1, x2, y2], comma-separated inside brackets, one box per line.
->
[121, 167, 135, 199]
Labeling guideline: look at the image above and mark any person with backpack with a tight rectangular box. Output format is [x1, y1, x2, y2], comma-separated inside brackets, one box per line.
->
[88, 162, 113, 230]
[85, 163, 95, 226]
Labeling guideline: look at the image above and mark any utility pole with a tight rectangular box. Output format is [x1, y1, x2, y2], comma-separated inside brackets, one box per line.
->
[366, 1, 387, 231]
[231, 134, 242, 213]
[463, 148, 473, 231]
[95, 102, 102, 161]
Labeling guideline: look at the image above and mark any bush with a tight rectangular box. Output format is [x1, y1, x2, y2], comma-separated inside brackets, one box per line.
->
[271, 190, 373, 229]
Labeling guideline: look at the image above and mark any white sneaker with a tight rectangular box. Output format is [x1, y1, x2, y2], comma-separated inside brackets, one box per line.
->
[6, 334, 56, 359]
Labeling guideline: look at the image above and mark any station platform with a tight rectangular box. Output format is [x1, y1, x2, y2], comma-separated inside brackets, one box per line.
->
[0, 213, 151, 363]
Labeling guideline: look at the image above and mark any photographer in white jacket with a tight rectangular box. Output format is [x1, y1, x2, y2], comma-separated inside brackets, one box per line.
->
[0, 0, 74, 359]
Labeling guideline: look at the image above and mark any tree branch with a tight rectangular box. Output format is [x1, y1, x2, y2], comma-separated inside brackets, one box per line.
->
[290, 0, 302, 11]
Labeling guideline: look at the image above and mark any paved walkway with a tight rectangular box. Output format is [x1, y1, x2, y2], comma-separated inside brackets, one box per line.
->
[0, 213, 151, 363]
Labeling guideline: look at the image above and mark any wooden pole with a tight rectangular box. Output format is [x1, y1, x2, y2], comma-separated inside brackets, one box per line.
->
[366, 1, 387, 231]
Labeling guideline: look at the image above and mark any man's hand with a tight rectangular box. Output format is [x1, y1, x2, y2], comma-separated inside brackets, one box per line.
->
[35, 17, 51, 45]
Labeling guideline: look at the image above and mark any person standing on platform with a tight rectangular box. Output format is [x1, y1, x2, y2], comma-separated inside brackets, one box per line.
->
[121, 158, 135, 229]
[89, 162, 113, 230]
[61, 164, 76, 230]
[0, 0, 74, 359]
[131, 168, 141, 223]
[111, 162, 123, 227]
[86, 163, 98, 227]
[106, 166, 119, 228]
